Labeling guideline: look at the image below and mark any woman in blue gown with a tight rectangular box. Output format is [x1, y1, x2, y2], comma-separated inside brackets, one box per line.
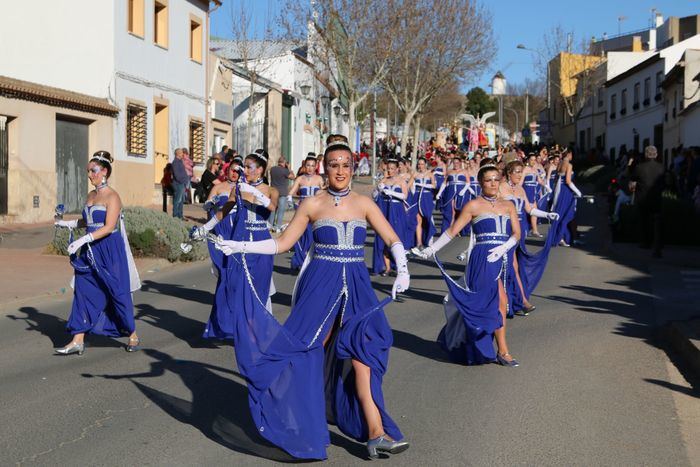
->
[432, 156, 447, 230]
[198, 151, 279, 339]
[550, 150, 583, 247]
[409, 157, 437, 253]
[371, 158, 408, 276]
[436, 158, 464, 234]
[539, 153, 560, 211]
[214, 141, 410, 460]
[499, 160, 560, 316]
[203, 162, 241, 275]
[288, 156, 324, 270]
[400, 159, 418, 250]
[523, 153, 544, 237]
[54, 151, 141, 355]
[418, 164, 521, 367]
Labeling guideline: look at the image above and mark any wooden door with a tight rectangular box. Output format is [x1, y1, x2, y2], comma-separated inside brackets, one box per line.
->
[0, 116, 8, 215]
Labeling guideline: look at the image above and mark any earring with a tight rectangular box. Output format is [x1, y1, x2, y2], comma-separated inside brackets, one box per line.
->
[102, 176, 107, 185]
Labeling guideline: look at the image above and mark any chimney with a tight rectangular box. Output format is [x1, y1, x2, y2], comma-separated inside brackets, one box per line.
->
[655, 13, 664, 28]
[632, 36, 642, 52]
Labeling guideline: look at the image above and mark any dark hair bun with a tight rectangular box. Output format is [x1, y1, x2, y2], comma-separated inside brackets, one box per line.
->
[92, 150, 113, 164]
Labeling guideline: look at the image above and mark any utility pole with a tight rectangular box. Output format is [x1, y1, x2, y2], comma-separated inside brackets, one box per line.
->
[371, 89, 377, 177]
[525, 87, 529, 127]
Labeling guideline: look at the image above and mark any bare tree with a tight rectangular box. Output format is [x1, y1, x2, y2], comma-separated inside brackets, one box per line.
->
[226, 0, 279, 154]
[533, 25, 602, 120]
[381, 0, 494, 163]
[280, 0, 396, 151]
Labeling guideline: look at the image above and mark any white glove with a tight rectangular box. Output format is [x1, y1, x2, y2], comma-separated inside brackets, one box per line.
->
[530, 208, 559, 220]
[568, 183, 582, 198]
[390, 242, 410, 299]
[193, 216, 220, 240]
[418, 231, 453, 259]
[67, 233, 93, 255]
[214, 239, 242, 256]
[458, 185, 476, 197]
[215, 238, 277, 256]
[543, 184, 553, 195]
[286, 195, 293, 203]
[377, 182, 386, 191]
[239, 183, 271, 208]
[382, 188, 406, 200]
[55, 219, 78, 229]
[435, 182, 447, 200]
[486, 235, 517, 263]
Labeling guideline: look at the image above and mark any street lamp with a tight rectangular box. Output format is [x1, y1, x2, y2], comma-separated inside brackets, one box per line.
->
[517, 43, 550, 112]
[491, 71, 507, 146]
[299, 84, 311, 97]
[504, 107, 519, 143]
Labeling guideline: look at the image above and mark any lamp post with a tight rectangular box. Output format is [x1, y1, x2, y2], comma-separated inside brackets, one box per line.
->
[333, 104, 341, 133]
[517, 43, 549, 116]
[491, 71, 507, 146]
[504, 107, 519, 143]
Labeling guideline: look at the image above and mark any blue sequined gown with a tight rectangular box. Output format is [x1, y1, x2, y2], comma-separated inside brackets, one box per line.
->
[291, 185, 320, 270]
[440, 174, 459, 233]
[204, 189, 274, 339]
[413, 174, 436, 246]
[435, 213, 515, 364]
[523, 173, 539, 206]
[67, 205, 138, 336]
[371, 184, 407, 274]
[231, 219, 403, 459]
[206, 192, 233, 274]
[550, 172, 578, 245]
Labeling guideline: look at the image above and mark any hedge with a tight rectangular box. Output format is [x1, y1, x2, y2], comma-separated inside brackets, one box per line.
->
[50, 207, 208, 262]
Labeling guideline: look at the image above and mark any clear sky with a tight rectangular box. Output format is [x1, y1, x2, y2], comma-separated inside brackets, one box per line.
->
[210, 1, 700, 92]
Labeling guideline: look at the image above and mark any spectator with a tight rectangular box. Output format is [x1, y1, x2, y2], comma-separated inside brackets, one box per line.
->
[160, 162, 173, 213]
[182, 147, 194, 204]
[269, 155, 295, 231]
[612, 180, 635, 223]
[218, 145, 229, 160]
[171, 148, 190, 219]
[631, 145, 665, 257]
[200, 157, 222, 200]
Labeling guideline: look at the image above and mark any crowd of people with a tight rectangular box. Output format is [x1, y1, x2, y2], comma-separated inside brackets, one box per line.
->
[51, 138, 583, 461]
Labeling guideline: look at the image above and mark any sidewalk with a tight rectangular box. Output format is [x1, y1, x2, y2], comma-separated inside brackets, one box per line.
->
[0, 177, 377, 307]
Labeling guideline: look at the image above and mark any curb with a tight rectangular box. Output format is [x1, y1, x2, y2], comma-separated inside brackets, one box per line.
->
[657, 318, 700, 377]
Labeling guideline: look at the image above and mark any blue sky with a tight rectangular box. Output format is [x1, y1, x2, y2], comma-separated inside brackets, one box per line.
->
[211, 1, 700, 92]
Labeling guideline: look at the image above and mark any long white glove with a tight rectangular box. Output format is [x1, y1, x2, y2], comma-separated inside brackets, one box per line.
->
[418, 231, 453, 259]
[382, 188, 406, 200]
[192, 216, 220, 240]
[530, 208, 560, 220]
[414, 182, 434, 189]
[543, 184, 553, 196]
[568, 182, 582, 198]
[486, 235, 517, 263]
[377, 182, 386, 191]
[67, 233, 93, 255]
[390, 242, 410, 299]
[239, 182, 271, 208]
[435, 182, 446, 200]
[215, 238, 277, 256]
[55, 219, 79, 229]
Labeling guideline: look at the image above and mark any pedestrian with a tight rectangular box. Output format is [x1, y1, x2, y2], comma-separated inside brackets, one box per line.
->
[409, 157, 437, 254]
[218, 144, 229, 160]
[160, 162, 173, 213]
[631, 145, 665, 257]
[268, 155, 295, 232]
[418, 163, 520, 366]
[171, 148, 189, 219]
[53, 151, 141, 355]
[214, 140, 410, 460]
[200, 157, 222, 201]
[182, 148, 194, 204]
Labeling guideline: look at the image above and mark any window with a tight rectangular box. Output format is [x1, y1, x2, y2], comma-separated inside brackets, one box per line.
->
[620, 89, 627, 115]
[610, 93, 617, 119]
[127, 0, 145, 37]
[597, 89, 603, 108]
[644, 77, 651, 105]
[633, 82, 640, 110]
[126, 104, 147, 157]
[655, 71, 663, 101]
[189, 16, 202, 63]
[154, 1, 168, 48]
[189, 120, 205, 164]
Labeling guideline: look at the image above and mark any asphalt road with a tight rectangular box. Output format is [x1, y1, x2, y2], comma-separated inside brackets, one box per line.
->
[0, 200, 695, 466]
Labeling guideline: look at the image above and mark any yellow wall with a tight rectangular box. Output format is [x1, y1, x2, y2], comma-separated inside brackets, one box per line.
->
[0, 96, 113, 224]
[266, 90, 282, 169]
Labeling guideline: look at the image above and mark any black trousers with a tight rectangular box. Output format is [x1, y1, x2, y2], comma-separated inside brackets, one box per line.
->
[638, 203, 662, 253]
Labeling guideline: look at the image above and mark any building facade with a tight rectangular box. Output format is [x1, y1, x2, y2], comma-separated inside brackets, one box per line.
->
[0, 0, 217, 223]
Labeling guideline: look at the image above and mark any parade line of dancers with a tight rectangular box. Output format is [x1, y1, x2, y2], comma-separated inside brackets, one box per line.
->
[52, 140, 582, 461]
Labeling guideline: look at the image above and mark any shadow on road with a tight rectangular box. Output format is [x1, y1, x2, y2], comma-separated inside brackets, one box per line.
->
[134, 303, 220, 349]
[7, 306, 123, 348]
[140, 279, 213, 305]
[86, 348, 368, 462]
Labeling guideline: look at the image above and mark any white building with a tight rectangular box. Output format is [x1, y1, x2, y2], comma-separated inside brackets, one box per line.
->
[605, 35, 700, 165]
[0, 0, 217, 222]
[661, 49, 700, 158]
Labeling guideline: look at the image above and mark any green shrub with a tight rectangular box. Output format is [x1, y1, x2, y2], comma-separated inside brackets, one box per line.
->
[51, 207, 208, 262]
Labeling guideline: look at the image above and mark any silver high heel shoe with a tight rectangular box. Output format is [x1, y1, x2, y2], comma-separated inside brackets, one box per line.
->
[125, 336, 141, 352]
[54, 342, 85, 356]
[367, 435, 409, 459]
